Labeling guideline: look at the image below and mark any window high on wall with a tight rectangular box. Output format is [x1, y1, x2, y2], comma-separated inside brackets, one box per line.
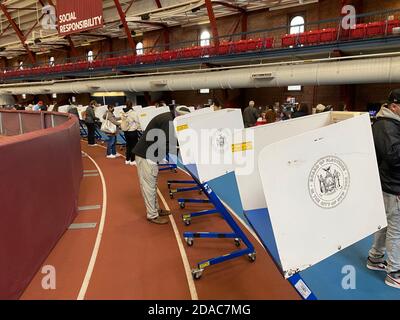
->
[289, 15, 305, 35]
[87, 50, 94, 62]
[200, 30, 211, 47]
[136, 42, 144, 55]
[288, 15, 305, 91]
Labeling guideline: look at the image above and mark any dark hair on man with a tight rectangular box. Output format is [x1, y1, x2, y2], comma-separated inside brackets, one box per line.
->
[126, 100, 133, 108]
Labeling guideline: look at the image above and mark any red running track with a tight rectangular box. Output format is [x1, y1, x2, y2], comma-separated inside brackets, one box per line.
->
[21, 141, 299, 300]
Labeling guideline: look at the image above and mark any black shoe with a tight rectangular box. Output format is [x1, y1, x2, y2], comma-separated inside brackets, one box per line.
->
[366, 256, 387, 272]
[385, 271, 400, 289]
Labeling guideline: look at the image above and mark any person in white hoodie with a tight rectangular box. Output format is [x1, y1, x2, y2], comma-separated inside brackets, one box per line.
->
[367, 89, 400, 289]
[120, 100, 141, 165]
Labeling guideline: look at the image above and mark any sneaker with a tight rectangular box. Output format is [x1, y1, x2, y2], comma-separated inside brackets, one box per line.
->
[148, 216, 169, 224]
[106, 155, 116, 159]
[367, 256, 387, 272]
[385, 272, 400, 289]
[130, 161, 137, 166]
[113, 154, 121, 158]
[88, 144, 98, 147]
[125, 160, 131, 165]
[158, 209, 171, 217]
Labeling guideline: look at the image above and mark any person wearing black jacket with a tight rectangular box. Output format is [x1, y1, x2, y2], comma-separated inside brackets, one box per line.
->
[133, 111, 181, 225]
[243, 101, 260, 128]
[85, 100, 100, 146]
[367, 89, 400, 289]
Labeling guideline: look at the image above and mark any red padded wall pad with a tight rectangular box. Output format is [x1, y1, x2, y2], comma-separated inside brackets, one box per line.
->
[0, 111, 83, 299]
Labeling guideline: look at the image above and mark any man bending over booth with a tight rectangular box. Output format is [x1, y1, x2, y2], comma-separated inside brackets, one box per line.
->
[133, 106, 191, 224]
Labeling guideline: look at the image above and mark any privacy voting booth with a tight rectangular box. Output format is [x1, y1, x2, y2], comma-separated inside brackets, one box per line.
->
[138, 106, 170, 131]
[172, 108, 257, 280]
[231, 112, 388, 299]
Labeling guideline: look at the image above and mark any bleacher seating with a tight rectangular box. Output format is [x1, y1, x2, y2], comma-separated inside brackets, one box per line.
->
[1, 17, 399, 80]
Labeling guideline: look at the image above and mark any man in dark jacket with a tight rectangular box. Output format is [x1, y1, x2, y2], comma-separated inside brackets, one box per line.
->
[243, 101, 260, 128]
[133, 111, 178, 224]
[85, 100, 100, 146]
[367, 89, 400, 289]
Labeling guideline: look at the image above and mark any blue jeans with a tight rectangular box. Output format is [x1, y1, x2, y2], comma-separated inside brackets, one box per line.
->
[106, 135, 117, 156]
[369, 192, 400, 273]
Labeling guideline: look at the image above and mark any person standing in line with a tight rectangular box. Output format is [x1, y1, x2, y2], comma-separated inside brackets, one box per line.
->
[367, 89, 400, 289]
[243, 100, 260, 128]
[103, 104, 121, 159]
[121, 100, 141, 165]
[85, 100, 100, 147]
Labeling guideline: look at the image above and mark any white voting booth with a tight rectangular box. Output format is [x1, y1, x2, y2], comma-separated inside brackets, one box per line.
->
[174, 108, 244, 183]
[231, 112, 386, 277]
[138, 106, 170, 130]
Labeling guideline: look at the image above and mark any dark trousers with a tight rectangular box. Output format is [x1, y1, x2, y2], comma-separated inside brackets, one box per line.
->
[86, 122, 96, 145]
[124, 131, 139, 162]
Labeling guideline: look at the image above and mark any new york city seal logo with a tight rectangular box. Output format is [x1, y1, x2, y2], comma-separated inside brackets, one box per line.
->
[212, 128, 230, 153]
[308, 156, 350, 209]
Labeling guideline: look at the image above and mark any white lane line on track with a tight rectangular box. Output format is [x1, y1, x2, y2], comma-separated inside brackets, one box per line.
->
[91, 142, 199, 300]
[77, 151, 107, 300]
[157, 188, 199, 301]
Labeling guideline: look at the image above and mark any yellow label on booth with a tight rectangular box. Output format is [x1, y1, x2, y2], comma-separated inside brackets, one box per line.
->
[232, 141, 253, 153]
[177, 124, 189, 132]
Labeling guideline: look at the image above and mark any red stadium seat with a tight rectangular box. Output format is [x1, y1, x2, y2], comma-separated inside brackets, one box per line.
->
[282, 34, 296, 47]
[198, 45, 214, 56]
[218, 41, 230, 55]
[235, 40, 248, 52]
[349, 23, 367, 39]
[246, 39, 258, 51]
[126, 55, 136, 64]
[265, 37, 274, 48]
[181, 48, 192, 59]
[76, 61, 90, 69]
[366, 21, 385, 37]
[255, 38, 264, 49]
[306, 30, 321, 44]
[297, 32, 307, 45]
[161, 51, 173, 61]
[118, 56, 130, 66]
[190, 46, 202, 58]
[387, 19, 400, 34]
[142, 52, 158, 63]
[320, 28, 337, 42]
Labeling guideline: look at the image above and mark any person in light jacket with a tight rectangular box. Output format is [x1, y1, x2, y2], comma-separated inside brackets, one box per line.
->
[103, 104, 121, 158]
[121, 100, 141, 165]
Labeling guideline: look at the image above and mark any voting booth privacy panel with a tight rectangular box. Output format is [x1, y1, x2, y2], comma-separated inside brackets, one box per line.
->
[138, 106, 170, 131]
[232, 112, 386, 278]
[174, 108, 244, 183]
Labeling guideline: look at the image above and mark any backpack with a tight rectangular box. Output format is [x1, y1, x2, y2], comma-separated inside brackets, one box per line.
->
[120, 112, 129, 131]
[121, 110, 137, 131]
[81, 110, 87, 121]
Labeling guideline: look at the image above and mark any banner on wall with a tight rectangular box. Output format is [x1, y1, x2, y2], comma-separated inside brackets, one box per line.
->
[57, 0, 103, 36]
